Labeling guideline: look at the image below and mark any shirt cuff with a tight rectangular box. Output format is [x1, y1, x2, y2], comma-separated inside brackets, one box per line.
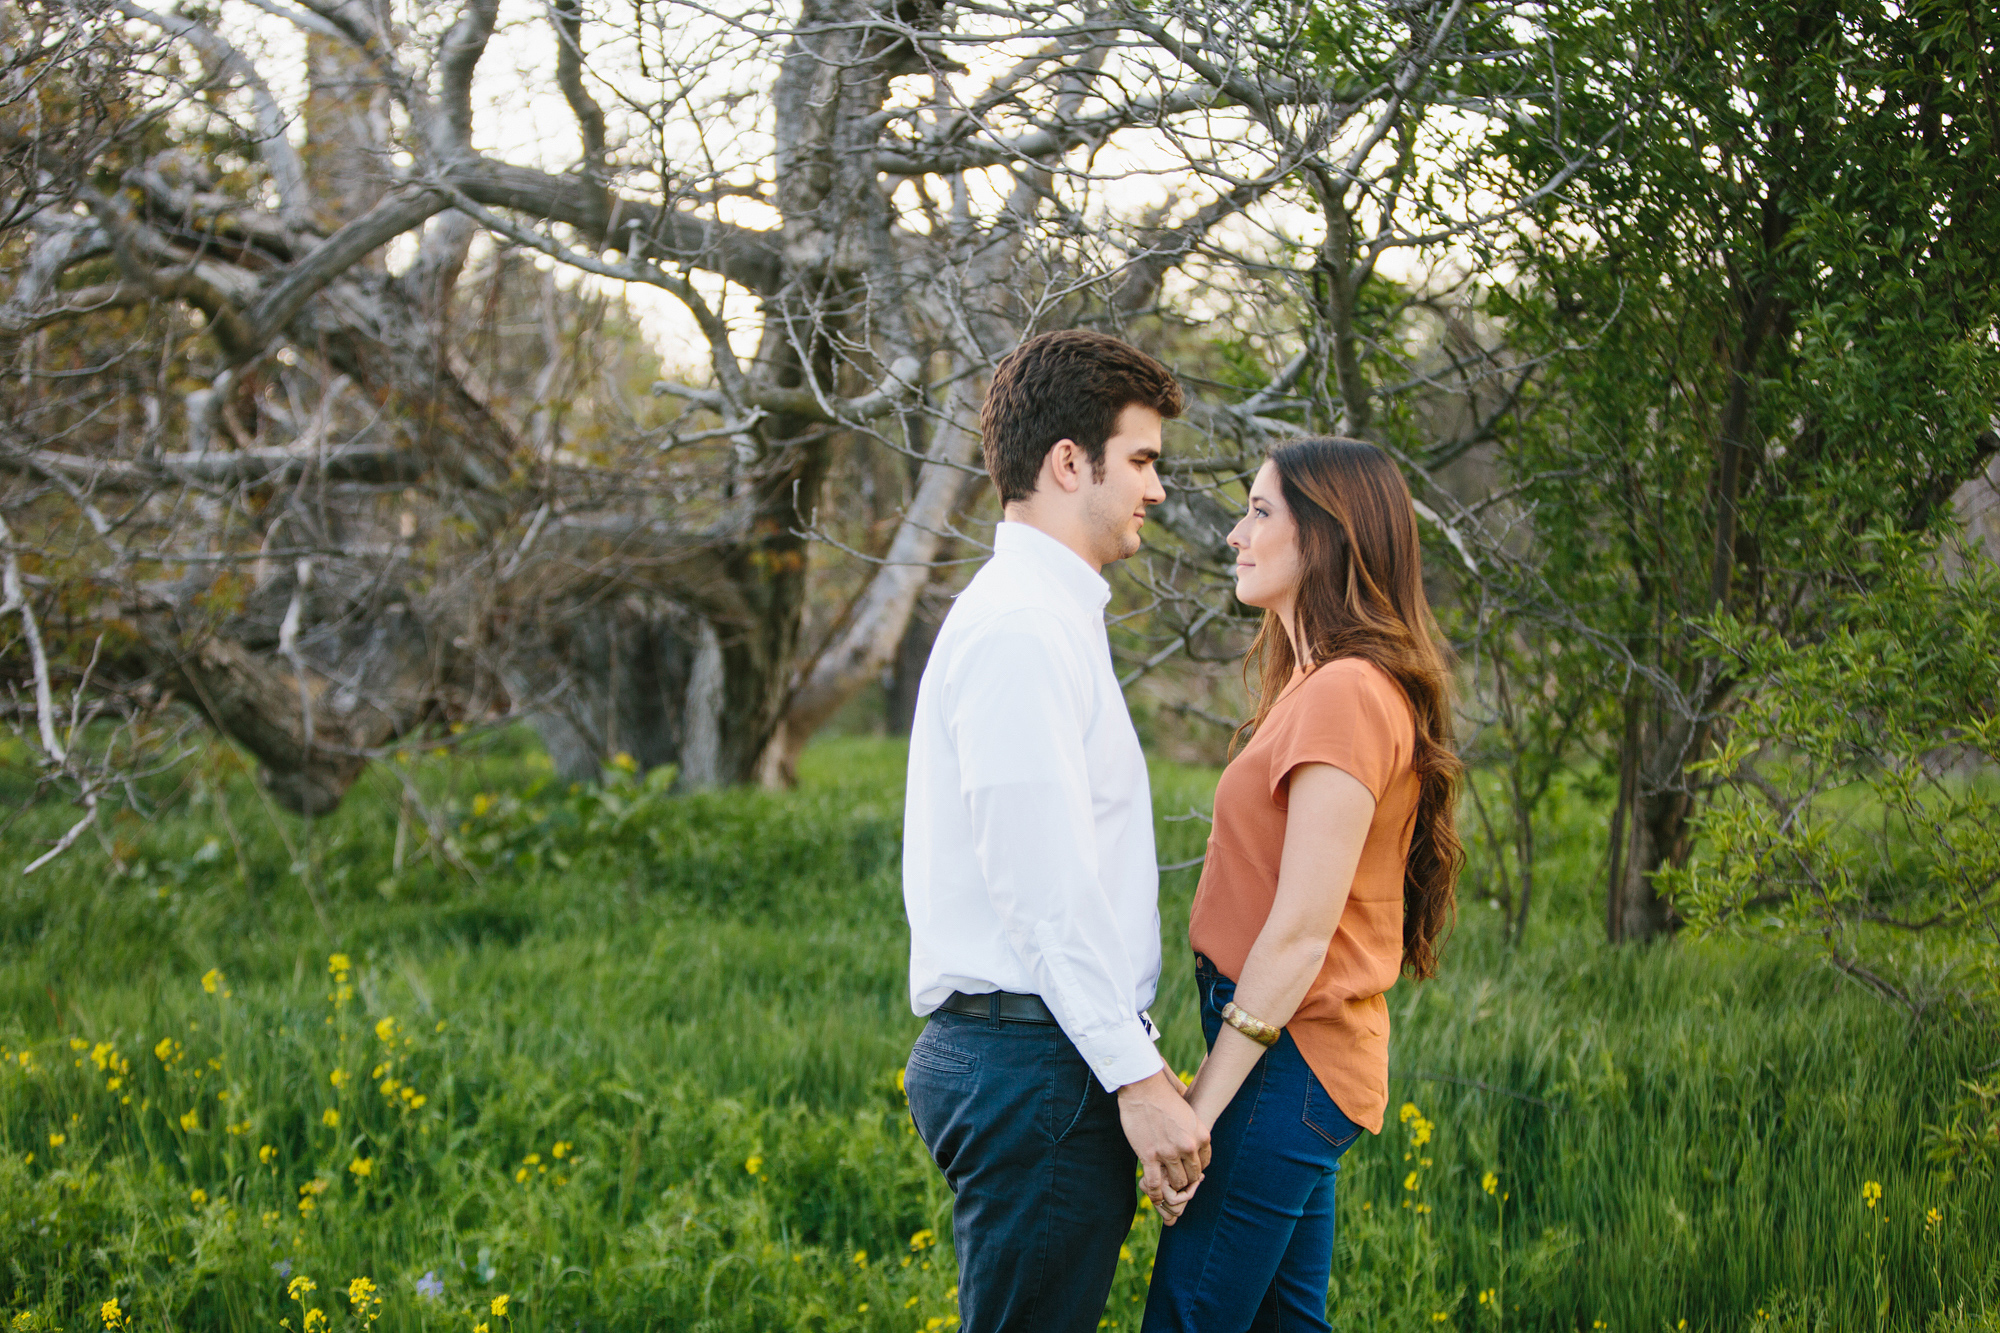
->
[1070, 1015, 1167, 1093]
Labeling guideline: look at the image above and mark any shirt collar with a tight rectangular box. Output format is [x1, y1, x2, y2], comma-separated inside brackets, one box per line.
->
[993, 521, 1112, 614]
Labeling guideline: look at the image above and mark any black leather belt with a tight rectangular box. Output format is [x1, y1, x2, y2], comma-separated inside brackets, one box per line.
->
[938, 989, 1057, 1025]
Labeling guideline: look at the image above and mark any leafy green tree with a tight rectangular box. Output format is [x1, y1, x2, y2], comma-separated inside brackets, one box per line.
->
[1668, 536, 1999, 1013]
[1479, 0, 2000, 941]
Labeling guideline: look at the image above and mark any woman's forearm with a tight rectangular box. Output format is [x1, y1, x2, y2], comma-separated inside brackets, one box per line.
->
[1182, 764, 1374, 1129]
[1185, 934, 1331, 1126]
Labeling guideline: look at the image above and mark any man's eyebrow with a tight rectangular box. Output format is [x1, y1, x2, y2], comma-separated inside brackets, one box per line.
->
[1130, 446, 1162, 461]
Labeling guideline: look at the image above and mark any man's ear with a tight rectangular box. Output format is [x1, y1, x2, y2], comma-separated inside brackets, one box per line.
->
[1044, 438, 1085, 494]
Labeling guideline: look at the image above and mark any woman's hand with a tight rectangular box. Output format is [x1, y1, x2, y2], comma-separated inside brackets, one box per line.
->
[1155, 1177, 1199, 1224]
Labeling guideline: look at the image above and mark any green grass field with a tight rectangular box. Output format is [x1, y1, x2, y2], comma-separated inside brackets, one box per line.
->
[2, 736, 1995, 1332]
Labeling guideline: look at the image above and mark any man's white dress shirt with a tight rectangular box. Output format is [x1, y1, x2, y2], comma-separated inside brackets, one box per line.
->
[904, 521, 1166, 1092]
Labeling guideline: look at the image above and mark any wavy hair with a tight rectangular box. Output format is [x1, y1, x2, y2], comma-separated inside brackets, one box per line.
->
[1240, 436, 1464, 979]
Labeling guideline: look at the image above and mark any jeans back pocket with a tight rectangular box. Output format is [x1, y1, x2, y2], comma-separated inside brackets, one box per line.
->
[906, 1029, 979, 1081]
[1301, 1068, 1362, 1153]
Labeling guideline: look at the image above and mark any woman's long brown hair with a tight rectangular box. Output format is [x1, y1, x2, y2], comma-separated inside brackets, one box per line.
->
[1239, 437, 1464, 979]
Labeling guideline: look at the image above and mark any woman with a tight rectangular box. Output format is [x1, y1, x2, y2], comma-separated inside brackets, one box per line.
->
[1143, 437, 1463, 1332]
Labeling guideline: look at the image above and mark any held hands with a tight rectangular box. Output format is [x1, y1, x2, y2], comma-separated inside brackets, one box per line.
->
[1116, 1067, 1210, 1225]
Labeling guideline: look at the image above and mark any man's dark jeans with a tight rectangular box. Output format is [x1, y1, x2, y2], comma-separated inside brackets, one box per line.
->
[905, 1008, 1137, 1333]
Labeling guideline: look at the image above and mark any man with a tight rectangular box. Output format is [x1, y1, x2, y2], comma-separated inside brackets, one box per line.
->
[902, 330, 1209, 1332]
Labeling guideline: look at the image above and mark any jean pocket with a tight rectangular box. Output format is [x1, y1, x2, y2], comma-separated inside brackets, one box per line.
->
[1301, 1069, 1363, 1153]
[906, 1031, 978, 1082]
[1050, 1063, 1099, 1144]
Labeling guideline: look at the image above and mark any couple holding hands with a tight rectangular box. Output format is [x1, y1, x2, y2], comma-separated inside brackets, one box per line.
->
[900, 331, 1463, 1332]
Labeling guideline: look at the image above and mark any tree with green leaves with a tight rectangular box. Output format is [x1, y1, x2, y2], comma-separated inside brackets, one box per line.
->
[1468, 0, 2000, 943]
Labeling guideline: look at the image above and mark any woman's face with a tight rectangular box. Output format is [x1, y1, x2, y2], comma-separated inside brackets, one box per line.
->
[1227, 460, 1303, 616]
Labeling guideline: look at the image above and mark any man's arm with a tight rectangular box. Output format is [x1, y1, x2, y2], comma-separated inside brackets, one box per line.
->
[949, 613, 1208, 1203]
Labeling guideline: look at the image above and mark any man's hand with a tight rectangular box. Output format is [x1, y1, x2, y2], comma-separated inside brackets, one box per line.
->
[1117, 1067, 1210, 1223]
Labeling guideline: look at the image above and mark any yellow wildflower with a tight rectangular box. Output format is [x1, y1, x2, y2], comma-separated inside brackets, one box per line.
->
[853, 1249, 868, 1268]
[328, 954, 351, 976]
[288, 1276, 317, 1301]
[1482, 1171, 1498, 1195]
[302, 1311, 327, 1333]
[202, 969, 222, 994]
[1926, 1206, 1943, 1229]
[744, 1154, 763, 1175]
[374, 1018, 396, 1043]
[323, 1109, 340, 1127]
[490, 1295, 509, 1318]
[329, 1069, 348, 1090]
[179, 1109, 199, 1131]
[101, 1300, 125, 1329]
[910, 1228, 935, 1250]
[552, 1141, 571, 1159]
[48, 1132, 65, 1148]
[190, 1188, 208, 1206]
[349, 1277, 380, 1322]
[1862, 1180, 1882, 1209]
[349, 1156, 373, 1178]
[1403, 1171, 1419, 1192]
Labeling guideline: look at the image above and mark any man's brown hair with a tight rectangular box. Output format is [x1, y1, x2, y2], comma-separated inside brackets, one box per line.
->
[980, 331, 1184, 504]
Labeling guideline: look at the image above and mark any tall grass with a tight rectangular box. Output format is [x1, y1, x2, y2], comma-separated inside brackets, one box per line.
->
[1, 737, 1993, 1332]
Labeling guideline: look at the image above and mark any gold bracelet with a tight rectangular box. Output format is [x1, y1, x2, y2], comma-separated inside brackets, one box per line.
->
[1220, 1000, 1281, 1048]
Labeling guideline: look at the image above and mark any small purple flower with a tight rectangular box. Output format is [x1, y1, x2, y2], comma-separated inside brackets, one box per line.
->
[273, 1259, 293, 1280]
[415, 1271, 444, 1301]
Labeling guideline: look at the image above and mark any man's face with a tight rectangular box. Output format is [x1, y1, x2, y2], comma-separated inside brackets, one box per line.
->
[1083, 404, 1167, 564]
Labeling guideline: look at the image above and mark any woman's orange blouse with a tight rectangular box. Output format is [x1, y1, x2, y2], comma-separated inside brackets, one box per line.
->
[1187, 657, 1418, 1134]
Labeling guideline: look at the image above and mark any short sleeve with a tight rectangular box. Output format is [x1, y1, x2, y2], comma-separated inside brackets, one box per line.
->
[1264, 660, 1413, 807]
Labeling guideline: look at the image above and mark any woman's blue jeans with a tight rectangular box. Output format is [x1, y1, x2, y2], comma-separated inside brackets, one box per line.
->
[1141, 956, 1364, 1333]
